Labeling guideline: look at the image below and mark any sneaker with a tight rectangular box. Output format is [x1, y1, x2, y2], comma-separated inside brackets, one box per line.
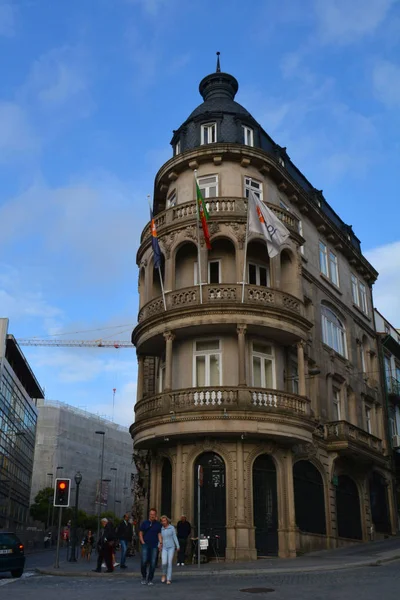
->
[101, 563, 106, 568]
[141, 579, 147, 585]
[120, 564, 127, 569]
[147, 581, 154, 586]
[113, 562, 119, 567]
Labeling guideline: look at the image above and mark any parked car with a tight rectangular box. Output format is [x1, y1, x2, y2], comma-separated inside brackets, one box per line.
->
[0, 531, 25, 578]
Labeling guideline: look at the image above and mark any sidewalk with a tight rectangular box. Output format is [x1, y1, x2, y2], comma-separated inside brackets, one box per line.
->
[36, 537, 400, 578]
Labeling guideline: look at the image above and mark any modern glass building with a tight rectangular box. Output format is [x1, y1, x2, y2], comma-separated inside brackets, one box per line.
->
[0, 318, 44, 529]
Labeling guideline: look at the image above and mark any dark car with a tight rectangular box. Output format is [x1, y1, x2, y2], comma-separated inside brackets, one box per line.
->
[0, 531, 25, 578]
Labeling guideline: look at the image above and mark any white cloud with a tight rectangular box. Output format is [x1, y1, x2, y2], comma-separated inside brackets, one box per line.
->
[313, 0, 397, 44]
[0, 102, 38, 162]
[366, 241, 400, 325]
[0, 1, 16, 37]
[372, 59, 400, 108]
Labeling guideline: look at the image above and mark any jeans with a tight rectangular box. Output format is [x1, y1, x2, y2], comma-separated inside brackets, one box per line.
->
[120, 539, 128, 566]
[140, 544, 158, 582]
[162, 546, 176, 581]
[177, 538, 187, 564]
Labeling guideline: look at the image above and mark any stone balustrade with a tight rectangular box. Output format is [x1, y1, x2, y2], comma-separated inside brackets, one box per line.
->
[134, 386, 310, 422]
[140, 197, 300, 243]
[138, 284, 303, 323]
[324, 420, 383, 453]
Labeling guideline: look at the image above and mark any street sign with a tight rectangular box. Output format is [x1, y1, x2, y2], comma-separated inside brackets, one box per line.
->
[53, 478, 71, 507]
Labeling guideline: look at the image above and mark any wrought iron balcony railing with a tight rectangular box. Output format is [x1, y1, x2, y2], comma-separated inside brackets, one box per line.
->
[324, 420, 383, 454]
[134, 386, 311, 423]
[140, 197, 300, 243]
[387, 377, 400, 397]
[138, 284, 304, 323]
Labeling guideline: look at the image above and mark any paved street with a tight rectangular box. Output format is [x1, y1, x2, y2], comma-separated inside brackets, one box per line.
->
[0, 561, 400, 599]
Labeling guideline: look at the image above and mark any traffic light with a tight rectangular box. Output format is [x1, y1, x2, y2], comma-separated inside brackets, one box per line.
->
[53, 478, 71, 507]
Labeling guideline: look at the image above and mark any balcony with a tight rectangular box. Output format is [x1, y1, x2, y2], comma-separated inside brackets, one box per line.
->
[140, 197, 301, 244]
[324, 421, 383, 456]
[138, 284, 305, 323]
[132, 387, 313, 447]
[387, 377, 400, 400]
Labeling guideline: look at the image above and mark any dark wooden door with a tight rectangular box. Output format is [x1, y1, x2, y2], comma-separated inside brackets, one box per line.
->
[253, 454, 278, 556]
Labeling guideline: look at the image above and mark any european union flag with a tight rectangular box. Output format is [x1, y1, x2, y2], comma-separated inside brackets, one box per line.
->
[150, 209, 162, 269]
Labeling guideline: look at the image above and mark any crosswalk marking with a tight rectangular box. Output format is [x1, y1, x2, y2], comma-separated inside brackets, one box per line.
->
[0, 571, 35, 586]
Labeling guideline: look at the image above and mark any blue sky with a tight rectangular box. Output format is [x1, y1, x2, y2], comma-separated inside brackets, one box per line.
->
[0, 0, 399, 426]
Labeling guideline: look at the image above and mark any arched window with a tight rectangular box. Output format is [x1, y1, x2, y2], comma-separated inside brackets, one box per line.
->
[293, 461, 326, 535]
[321, 305, 347, 357]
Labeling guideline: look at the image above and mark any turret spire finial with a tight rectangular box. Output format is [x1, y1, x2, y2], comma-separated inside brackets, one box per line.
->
[216, 51, 221, 73]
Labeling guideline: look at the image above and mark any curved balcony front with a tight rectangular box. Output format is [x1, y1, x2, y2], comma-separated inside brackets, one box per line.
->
[133, 284, 311, 350]
[131, 386, 314, 448]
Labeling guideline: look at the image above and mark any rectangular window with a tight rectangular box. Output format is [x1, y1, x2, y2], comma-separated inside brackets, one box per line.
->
[333, 389, 341, 421]
[252, 342, 275, 389]
[298, 219, 304, 255]
[242, 126, 254, 146]
[319, 241, 328, 277]
[351, 274, 359, 305]
[290, 362, 299, 395]
[329, 250, 339, 286]
[244, 177, 263, 200]
[365, 406, 372, 433]
[208, 260, 221, 284]
[198, 174, 218, 198]
[193, 339, 221, 387]
[248, 263, 269, 287]
[175, 140, 181, 155]
[361, 346, 367, 373]
[167, 190, 177, 208]
[201, 122, 217, 145]
[359, 283, 367, 314]
[158, 361, 165, 393]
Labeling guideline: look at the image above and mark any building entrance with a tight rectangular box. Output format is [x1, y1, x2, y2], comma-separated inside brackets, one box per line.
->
[253, 454, 278, 555]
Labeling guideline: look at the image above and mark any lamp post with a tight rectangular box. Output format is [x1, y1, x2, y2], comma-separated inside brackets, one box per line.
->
[111, 467, 118, 517]
[95, 431, 105, 543]
[69, 472, 82, 563]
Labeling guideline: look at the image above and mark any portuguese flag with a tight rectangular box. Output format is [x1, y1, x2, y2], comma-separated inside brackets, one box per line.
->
[196, 181, 212, 250]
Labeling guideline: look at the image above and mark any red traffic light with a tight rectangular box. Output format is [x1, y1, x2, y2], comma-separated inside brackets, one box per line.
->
[54, 478, 71, 507]
[59, 482, 66, 490]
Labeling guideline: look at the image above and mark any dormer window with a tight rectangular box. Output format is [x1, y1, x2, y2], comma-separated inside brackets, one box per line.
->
[278, 156, 285, 168]
[242, 125, 254, 147]
[175, 140, 181, 155]
[167, 190, 177, 208]
[201, 122, 217, 145]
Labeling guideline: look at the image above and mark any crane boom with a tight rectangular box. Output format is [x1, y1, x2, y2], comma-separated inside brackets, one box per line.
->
[17, 339, 133, 348]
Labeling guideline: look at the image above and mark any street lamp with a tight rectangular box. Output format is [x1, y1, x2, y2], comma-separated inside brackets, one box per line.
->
[111, 467, 118, 517]
[69, 472, 82, 563]
[95, 431, 105, 543]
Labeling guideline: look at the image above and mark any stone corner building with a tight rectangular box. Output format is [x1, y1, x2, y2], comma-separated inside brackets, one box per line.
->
[130, 62, 396, 560]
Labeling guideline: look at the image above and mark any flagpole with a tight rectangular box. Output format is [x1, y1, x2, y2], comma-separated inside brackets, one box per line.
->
[148, 195, 167, 311]
[194, 171, 203, 304]
[241, 193, 251, 303]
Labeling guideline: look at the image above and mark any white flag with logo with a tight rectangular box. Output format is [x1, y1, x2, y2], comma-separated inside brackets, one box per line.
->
[248, 190, 290, 258]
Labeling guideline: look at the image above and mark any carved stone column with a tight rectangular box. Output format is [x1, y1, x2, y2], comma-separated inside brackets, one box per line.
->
[237, 325, 247, 387]
[297, 341, 306, 396]
[136, 355, 145, 402]
[236, 440, 246, 524]
[163, 331, 175, 391]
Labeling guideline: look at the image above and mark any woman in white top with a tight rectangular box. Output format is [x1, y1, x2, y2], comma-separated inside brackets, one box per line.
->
[160, 515, 180, 584]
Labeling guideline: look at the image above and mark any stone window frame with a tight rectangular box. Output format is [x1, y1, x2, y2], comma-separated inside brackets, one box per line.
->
[321, 304, 348, 358]
[351, 273, 368, 315]
[197, 173, 219, 198]
[192, 338, 222, 387]
[319, 241, 340, 287]
[251, 340, 276, 389]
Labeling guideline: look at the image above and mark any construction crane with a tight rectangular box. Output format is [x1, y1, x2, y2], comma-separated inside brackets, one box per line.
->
[17, 339, 134, 349]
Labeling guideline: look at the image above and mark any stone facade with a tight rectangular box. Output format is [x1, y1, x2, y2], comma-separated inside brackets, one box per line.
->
[130, 65, 395, 559]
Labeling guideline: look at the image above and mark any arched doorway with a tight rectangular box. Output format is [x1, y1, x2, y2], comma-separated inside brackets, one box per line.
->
[370, 472, 390, 533]
[336, 475, 362, 539]
[293, 461, 326, 534]
[161, 458, 172, 519]
[253, 454, 278, 555]
[194, 452, 226, 556]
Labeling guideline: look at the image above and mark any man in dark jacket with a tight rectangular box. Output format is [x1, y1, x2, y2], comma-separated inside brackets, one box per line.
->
[93, 518, 115, 573]
[116, 513, 133, 569]
[176, 515, 191, 565]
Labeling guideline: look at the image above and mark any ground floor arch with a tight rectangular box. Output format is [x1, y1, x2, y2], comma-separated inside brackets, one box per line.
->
[194, 452, 227, 556]
[293, 460, 326, 535]
[369, 471, 390, 534]
[336, 475, 362, 540]
[252, 454, 278, 556]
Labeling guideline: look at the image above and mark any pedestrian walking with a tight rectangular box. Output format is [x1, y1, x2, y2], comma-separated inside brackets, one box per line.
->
[83, 530, 95, 561]
[160, 515, 180, 585]
[116, 512, 133, 569]
[139, 508, 162, 585]
[93, 518, 115, 573]
[176, 515, 191, 565]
